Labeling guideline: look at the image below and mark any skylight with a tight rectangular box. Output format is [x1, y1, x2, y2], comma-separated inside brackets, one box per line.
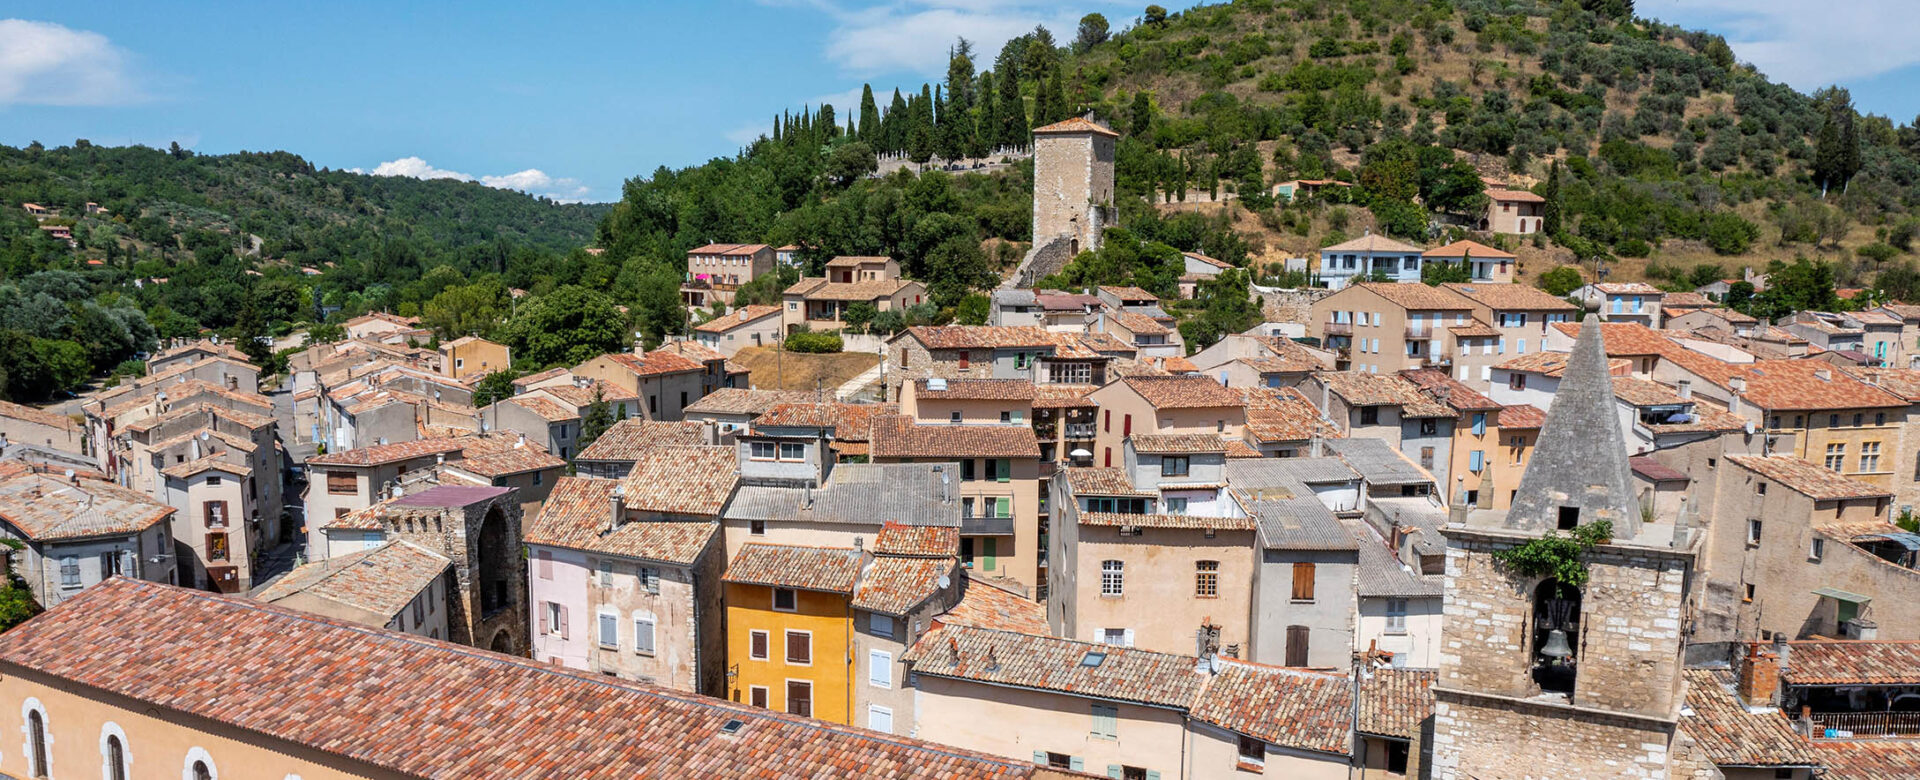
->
[1079, 651, 1106, 668]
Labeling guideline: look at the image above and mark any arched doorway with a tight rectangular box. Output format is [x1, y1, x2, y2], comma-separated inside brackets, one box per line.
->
[476, 505, 513, 617]
[490, 629, 514, 654]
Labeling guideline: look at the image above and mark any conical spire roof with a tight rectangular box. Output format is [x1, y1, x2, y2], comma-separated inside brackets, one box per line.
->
[1505, 318, 1639, 539]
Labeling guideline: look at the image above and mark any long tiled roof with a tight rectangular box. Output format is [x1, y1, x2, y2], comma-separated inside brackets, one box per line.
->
[575, 420, 708, 462]
[1190, 662, 1353, 756]
[1321, 234, 1422, 254]
[682, 388, 813, 416]
[523, 477, 718, 564]
[0, 468, 174, 541]
[601, 350, 705, 378]
[618, 446, 740, 516]
[1845, 366, 1920, 402]
[1679, 669, 1817, 768]
[158, 454, 252, 480]
[0, 400, 76, 431]
[0, 579, 1035, 779]
[1316, 372, 1455, 417]
[1129, 433, 1229, 454]
[1063, 467, 1153, 497]
[1736, 359, 1908, 412]
[452, 448, 567, 477]
[904, 624, 1207, 708]
[1423, 239, 1514, 259]
[872, 522, 960, 558]
[1810, 739, 1920, 780]
[1356, 541, 1441, 598]
[1726, 455, 1891, 501]
[1356, 668, 1436, 738]
[904, 325, 1061, 350]
[1031, 384, 1100, 409]
[506, 395, 579, 423]
[1497, 404, 1546, 430]
[1108, 310, 1170, 336]
[1240, 387, 1342, 444]
[1122, 375, 1243, 409]
[913, 378, 1037, 401]
[1780, 640, 1920, 685]
[1399, 368, 1502, 412]
[852, 557, 956, 616]
[755, 401, 895, 437]
[307, 437, 467, 467]
[253, 541, 451, 624]
[689, 242, 770, 255]
[694, 305, 782, 333]
[870, 416, 1040, 459]
[1079, 511, 1257, 532]
[1322, 438, 1430, 486]
[725, 544, 865, 593]
[1439, 282, 1577, 311]
[1032, 117, 1119, 137]
[938, 576, 1048, 635]
[1353, 282, 1474, 310]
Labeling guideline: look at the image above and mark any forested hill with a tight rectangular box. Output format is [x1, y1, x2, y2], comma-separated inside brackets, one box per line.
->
[599, 0, 1920, 308]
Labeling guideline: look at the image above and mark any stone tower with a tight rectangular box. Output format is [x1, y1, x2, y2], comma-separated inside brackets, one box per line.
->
[1430, 317, 1701, 779]
[1031, 117, 1117, 256]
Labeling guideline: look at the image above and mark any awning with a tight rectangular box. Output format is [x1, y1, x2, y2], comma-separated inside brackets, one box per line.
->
[1854, 532, 1920, 551]
[1069, 449, 1092, 459]
[1811, 587, 1872, 604]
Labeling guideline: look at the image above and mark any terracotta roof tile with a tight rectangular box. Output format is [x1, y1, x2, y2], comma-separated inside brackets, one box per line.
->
[1062, 467, 1153, 497]
[1031, 384, 1099, 409]
[1315, 372, 1456, 418]
[159, 454, 252, 480]
[308, 437, 468, 467]
[1735, 360, 1907, 412]
[694, 305, 782, 333]
[1399, 368, 1502, 412]
[452, 448, 567, 477]
[0, 400, 77, 432]
[1780, 640, 1920, 685]
[1109, 310, 1170, 335]
[1810, 738, 1920, 779]
[1677, 669, 1818, 768]
[0, 469, 173, 541]
[870, 416, 1040, 459]
[1191, 662, 1353, 756]
[1241, 387, 1343, 444]
[511, 366, 571, 387]
[872, 522, 960, 558]
[1353, 282, 1473, 311]
[534, 381, 640, 407]
[853, 556, 957, 616]
[575, 420, 708, 462]
[1032, 117, 1119, 137]
[1727, 455, 1891, 501]
[1130, 433, 1230, 454]
[1440, 282, 1578, 311]
[903, 624, 1206, 708]
[617, 446, 740, 516]
[601, 350, 705, 378]
[938, 577, 1048, 635]
[1356, 668, 1435, 738]
[253, 541, 451, 624]
[1497, 404, 1546, 430]
[1485, 187, 1546, 203]
[682, 388, 813, 416]
[725, 543, 864, 593]
[1223, 438, 1265, 458]
[507, 395, 580, 422]
[1122, 375, 1243, 409]
[914, 379, 1037, 401]
[1321, 234, 1423, 254]
[1423, 239, 1515, 260]
[904, 325, 1062, 351]
[0, 580, 1034, 778]
[523, 477, 718, 564]
[1078, 511, 1257, 532]
[689, 243, 770, 256]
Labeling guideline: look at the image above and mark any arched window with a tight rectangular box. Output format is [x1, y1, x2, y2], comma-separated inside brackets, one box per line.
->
[107, 734, 127, 780]
[193, 760, 212, 780]
[28, 709, 48, 778]
[183, 747, 217, 780]
[1530, 579, 1582, 697]
[1100, 560, 1124, 597]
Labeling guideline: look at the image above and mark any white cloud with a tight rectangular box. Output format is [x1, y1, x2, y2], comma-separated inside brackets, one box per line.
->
[359, 157, 592, 202]
[814, 2, 1102, 76]
[0, 19, 144, 106]
[1660, 1, 1920, 90]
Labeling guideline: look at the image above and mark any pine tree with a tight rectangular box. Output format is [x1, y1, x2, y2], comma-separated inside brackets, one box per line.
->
[998, 66, 1026, 149]
[858, 84, 879, 141]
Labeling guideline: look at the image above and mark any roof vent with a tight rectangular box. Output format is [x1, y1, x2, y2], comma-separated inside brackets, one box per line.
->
[927, 378, 948, 391]
[1079, 650, 1107, 668]
[719, 719, 746, 736]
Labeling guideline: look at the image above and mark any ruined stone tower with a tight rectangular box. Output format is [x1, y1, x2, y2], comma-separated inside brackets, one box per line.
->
[1031, 117, 1117, 257]
[1430, 317, 1702, 779]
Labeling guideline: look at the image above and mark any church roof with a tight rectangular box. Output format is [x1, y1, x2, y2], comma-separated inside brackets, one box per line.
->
[1503, 317, 1641, 539]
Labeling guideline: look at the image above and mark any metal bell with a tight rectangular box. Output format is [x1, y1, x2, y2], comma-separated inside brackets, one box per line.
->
[1539, 629, 1574, 661]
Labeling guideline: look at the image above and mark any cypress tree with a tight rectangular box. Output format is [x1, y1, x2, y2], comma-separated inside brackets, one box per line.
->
[974, 71, 998, 157]
[1542, 161, 1563, 236]
[858, 84, 879, 141]
[1046, 68, 1068, 124]
[945, 41, 976, 160]
[887, 88, 909, 155]
[998, 67, 1026, 149]
[819, 104, 837, 141]
[933, 86, 949, 161]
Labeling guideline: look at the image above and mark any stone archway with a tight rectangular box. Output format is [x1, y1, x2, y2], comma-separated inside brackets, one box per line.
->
[476, 505, 513, 617]
[489, 629, 513, 654]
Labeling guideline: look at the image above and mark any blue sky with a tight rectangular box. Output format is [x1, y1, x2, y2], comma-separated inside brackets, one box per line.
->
[2, 1, 1912, 203]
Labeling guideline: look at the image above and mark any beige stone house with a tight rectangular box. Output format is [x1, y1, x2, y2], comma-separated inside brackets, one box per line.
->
[1438, 281, 1579, 383]
[1096, 309, 1183, 359]
[1575, 281, 1665, 327]
[1086, 375, 1245, 472]
[1480, 188, 1546, 234]
[572, 349, 708, 421]
[0, 463, 177, 605]
[1422, 239, 1515, 283]
[682, 243, 774, 307]
[1309, 282, 1476, 375]
[1187, 334, 1334, 390]
[781, 276, 927, 334]
[253, 539, 453, 639]
[695, 304, 783, 355]
[439, 335, 510, 380]
[885, 325, 1115, 400]
[0, 400, 83, 455]
[870, 414, 1043, 593]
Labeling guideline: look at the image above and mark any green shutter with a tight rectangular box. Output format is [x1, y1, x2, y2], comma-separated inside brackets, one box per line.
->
[1107, 766, 1123, 779]
[983, 538, 997, 571]
[1032, 751, 1047, 765]
[1069, 757, 1084, 772]
[1145, 771, 1161, 780]
[997, 458, 1011, 482]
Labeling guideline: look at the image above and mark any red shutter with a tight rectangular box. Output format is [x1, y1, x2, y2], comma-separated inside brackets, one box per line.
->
[1104, 448, 1112, 468]
[959, 351, 970, 369]
[1123, 414, 1132, 437]
[1104, 410, 1111, 432]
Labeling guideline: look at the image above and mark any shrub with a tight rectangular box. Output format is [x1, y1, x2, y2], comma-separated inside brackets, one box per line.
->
[1613, 238, 1650, 258]
[1704, 212, 1760, 255]
[1538, 266, 1584, 296]
[784, 330, 844, 353]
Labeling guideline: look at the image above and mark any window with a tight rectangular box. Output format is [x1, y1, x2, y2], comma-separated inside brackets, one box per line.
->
[772, 588, 797, 612]
[1811, 537, 1827, 561]
[1854, 413, 1865, 427]
[1237, 735, 1267, 765]
[1830, 414, 1841, 428]
[750, 519, 766, 536]
[597, 611, 619, 648]
[412, 594, 425, 626]
[634, 614, 656, 655]
[786, 681, 813, 717]
[1878, 412, 1887, 426]
[950, 411, 963, 424]
[1419, 419, 1438, 437]
[999, 410, 1012, 424]
[206, 475, 222, 486]
[544, 602, 565, 636]
[961, 459, 976, 481]
[778, 442, 806, 461]
[1745, 583, 1757, 602]
[1360, 406, 1380, 425]
[1090, 704, 1119, 739]
[750, 441, 776, 460]
[1386, 597, 1408, 634]
[749, 630, 769, 660]
[1285, 625, 1310, 666]
[1861, 441, 1882, 472]
[869, 649, 893, 688]
[786, 630, 812, 664]
[1472, 412, 1487, 436]
[326, 470, 357, 495]
[869, 612, 894, 638]
[1100, 560, 1124, 596]
[1161, 456, 1190, 477]
[1757, 483, 1767, 495]
[867, 705, 894, 734]
[958, 351, 971, 369]
[107, 733, 127, 780]
[749, 685, 769, 707]
[639, 567, 659, 594]
[1195, 561, 1219, 598]
[28, 709, 47, 778]
[59, 556, 79, 588]
[1748, 519, 1763, 546]
[1469, 450, 1486, 472]
[1291, 562, 1316, 602]
[1164, 496, 1188, 515]
[1045, 752, 1073, 769]
[1825, 442, 1847, 472]
[598, 559, 614, 587]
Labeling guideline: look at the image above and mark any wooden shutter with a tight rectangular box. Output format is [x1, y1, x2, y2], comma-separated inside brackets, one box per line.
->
[750, 631, 768, 659]
[787, 631, 811, 664]
[1291, 562, 1316, 601]
[1285, 625, 1310, 666]
[327, 470, 356, 495]
[559, 605, 570, 639]
[787, 681, 812, 717]
[538, 603, 549, 634]
[1123, 414, 1132, 437]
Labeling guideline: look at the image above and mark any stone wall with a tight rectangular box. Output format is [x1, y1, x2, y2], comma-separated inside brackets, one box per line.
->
[1255, 287, 1331, 328]
[1430, 688, 1680, 779]
[1010, 235, 1079, 289]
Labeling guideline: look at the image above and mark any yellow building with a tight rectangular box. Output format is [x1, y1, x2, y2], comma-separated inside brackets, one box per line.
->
[439, 335, 511, 380]
[724, 543, 862, 724]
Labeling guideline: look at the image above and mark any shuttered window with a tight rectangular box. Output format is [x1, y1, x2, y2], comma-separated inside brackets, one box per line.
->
[1291, 562, 1316, 602]
[598, 612, 618, 648]
[868, 649, 892, 688]
[326, 471, 357, 495]
[1090, 704, 1118, 739]
[786, 630, 811, 664]
[633, 614, 655, 656]
[749, 630, 768, 660]
[1286, 625, 1310, 666]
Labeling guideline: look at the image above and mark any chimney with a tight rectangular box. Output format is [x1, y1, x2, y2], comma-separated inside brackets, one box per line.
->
[1738, 642, 1781, 709]
[1677, 380, 1692, 400]
[1773, 634, 1791, 674]
[609, 485, 626, 533]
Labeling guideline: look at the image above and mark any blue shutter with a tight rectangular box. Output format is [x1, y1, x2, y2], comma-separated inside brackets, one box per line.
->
[1472, 413, 1487, 436]
[1069, 757, 1085, 772]
[1107, 766, 1124, 779]
[1033, 751, 1047, 765]
[1469, 450, 1485, 472]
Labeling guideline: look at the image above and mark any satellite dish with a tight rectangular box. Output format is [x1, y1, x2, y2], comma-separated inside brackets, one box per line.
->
[199, 431, 210, 441]
[937, 575, 951, 589]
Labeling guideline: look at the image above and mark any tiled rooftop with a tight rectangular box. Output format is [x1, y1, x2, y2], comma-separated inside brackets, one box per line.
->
[1321, 234, 1422, 254]
[575, 420, 708, 462]
[937, 576, 1048, 635]
[1736, 359, 1907, 412]
[452, 447, 567, 477]
[0, 468, 173, 541]
[852, 556, 956, 616]
[1352, 282, 1474, 311]
[1497, 404, 1546, 429]
[1108, 310, 1170, 336]
[872, 522, 960, 558]
[523, 477, 717, 564]
[1439, 282, 1577, 311]
[1190, 662, 1353, 756]
[1355, 668, 1436, 738]
[725, 543, 865, 593]
[682, 387, 814, 416]
[1679, 669, 1817, 769]
[1780, 640, 1920, 685]
[904, 624, 1206, 709]
[1122, 375, 1243, 409]
[694, 305, 782, 333]
[1079, 511, 1257, 532]
[618, 446, 740, 517]
[1726, 455, 1891, 501]
[253, 540, 451, 624]
[1062, 467, 1153, 497]
[1129, 433, 1229, 454]
[912, 378, 1037, 401]
[1315, 372, 1456, 418]
[0, 579, 1035, 779]
[1399, 368, 1502, 412]
[905, 325, 1061, 351]
[307, 437, 468, 467]
[1809, 739, 1920, 780]
[1423, 239, 1514, 259]
[870, 415, 1041, 459]
[601, 350, 705, 378]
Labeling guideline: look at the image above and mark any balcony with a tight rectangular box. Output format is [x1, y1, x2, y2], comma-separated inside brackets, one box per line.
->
[960, 514, 1016, 536]
[1804, 711, 1920, 737]
[1064, 422, 1097, 439]
[1405, 325, 1433, 339]
[1424, 354, 1452, 367]
[1323, 322, 1352, 336]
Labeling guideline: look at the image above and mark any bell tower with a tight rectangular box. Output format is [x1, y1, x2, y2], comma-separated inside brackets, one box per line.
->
[1429, 318, 1701, 779]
